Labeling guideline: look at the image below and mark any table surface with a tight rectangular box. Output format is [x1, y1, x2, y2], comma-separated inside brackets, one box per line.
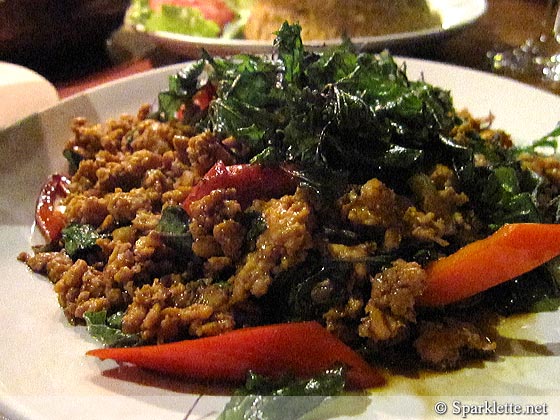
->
[6, 0, 560, 98]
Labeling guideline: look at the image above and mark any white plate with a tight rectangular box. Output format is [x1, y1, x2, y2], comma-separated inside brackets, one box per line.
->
[132, 0, 487, 57]
[0, 62, 59, 129]
[1, 57, 560, 420]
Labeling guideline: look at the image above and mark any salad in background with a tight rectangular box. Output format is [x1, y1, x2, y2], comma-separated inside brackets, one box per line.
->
[126, 0, 255, 39]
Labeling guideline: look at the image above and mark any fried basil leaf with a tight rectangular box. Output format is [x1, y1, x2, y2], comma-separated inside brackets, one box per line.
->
[62, 223, 100, 259]
[62, 149, 83, 174]
[156, 205, 192, 254]
[84, 310, 140, 347]
[157, 23, 456, 190]
[217, 365, 346, 420]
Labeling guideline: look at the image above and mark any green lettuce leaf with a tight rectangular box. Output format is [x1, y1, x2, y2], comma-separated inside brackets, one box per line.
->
[145, 5, 221, 37]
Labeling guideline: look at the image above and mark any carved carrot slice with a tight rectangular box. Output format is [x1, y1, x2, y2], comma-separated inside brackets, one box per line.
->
[419, 223, 560, 307]
[87, 321, 384, 390]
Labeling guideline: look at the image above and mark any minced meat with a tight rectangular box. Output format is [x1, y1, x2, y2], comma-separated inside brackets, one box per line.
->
[359, 259, 426, 344]
[414, 319, 496, 370]
[20, 105, 515, 375]
[231, 188, 314, 303]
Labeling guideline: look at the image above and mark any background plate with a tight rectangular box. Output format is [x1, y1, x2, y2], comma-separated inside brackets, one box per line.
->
[1, 55, 559, 420]
[132, 0, 487, 57]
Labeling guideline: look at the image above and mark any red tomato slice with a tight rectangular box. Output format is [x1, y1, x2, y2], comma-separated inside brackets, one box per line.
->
[35, 174, 71, 242]
[149, 0, 235, 27]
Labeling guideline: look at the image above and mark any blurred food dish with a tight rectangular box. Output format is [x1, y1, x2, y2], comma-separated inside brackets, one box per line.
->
[126, 0, 254, 39]
[124, 0, 487, 57]
[244, 0, 441, 41]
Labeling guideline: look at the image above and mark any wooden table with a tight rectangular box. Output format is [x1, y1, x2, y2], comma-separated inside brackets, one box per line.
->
[27, 0, 560, 97]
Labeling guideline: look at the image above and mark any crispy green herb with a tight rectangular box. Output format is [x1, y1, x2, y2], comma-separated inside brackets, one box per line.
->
[156, 23, 560, 314]
[84, 311, 140, 347]
[483, 265, 560, 315]
[217, 366, 346, 420]
[156, 205, 192, 254]
[480, 166, 541, 229]
[62, 149, 83, 174]
[62, 223, 100, 259]
[515, 124, 560, 155]
[453, 132, 546, 230]
[242, 210, 267, 252]
[274, 22, 305, 85]
[158, 23, 456, 187]
[157, 61, 207, 122]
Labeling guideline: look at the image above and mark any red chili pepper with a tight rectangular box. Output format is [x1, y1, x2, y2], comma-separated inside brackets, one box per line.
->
[182, 161, 298, 215]
[35, 174, 70, 242]
[419, 223, 560, 306]
[176, 84, 215, 120]
[192, 83, 216, 111]
[176, 103, 187, 121]
[87, 321, 384, 390]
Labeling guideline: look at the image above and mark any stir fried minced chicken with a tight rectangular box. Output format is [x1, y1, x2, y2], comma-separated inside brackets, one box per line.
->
[21, 105, 529, 370]
[19, 23, 560, 386]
